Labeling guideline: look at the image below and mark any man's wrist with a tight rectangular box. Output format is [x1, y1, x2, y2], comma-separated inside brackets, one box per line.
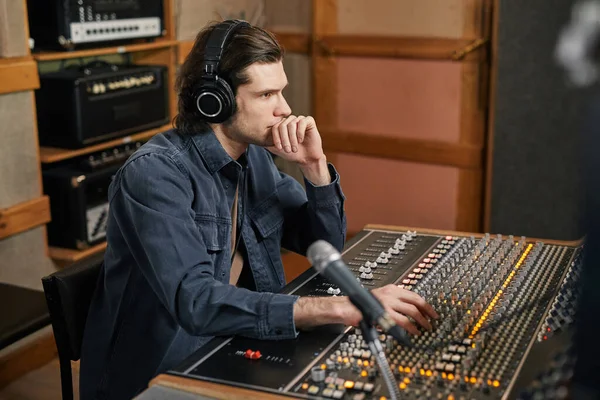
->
[299, 156, 330, 186]
[293, 296, 348, 329]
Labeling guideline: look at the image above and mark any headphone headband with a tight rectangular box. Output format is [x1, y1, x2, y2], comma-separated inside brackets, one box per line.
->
[201, 20, 250, 80]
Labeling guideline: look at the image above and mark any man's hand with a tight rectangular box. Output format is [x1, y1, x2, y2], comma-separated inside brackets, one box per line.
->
[294, 285, 439, 336]
[268, 115, 330, 186]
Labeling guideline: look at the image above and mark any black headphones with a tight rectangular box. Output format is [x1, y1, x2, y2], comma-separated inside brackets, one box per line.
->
[194, 20, 250, 123]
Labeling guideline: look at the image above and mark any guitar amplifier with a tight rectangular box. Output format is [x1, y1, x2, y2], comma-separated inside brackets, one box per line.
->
[26, 0, 164, 50]
[36, 62, 169, 149]
[43, 141, 143, 250]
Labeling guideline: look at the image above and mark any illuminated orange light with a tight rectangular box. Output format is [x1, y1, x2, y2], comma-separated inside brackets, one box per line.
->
[493, 380, 500, 387]
[470, 377, 477, 384]
[470, 244, 532, 336]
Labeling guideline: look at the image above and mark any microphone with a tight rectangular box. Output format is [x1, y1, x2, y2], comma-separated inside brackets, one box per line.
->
[307, 240, 412, 347]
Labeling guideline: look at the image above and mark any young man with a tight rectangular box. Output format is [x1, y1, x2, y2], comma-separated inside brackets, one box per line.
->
[79, 20, 438, 399]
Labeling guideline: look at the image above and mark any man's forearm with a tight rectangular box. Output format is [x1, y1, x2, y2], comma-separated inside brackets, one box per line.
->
[293, 296, 347, 329]
[299, 156, 331, 186]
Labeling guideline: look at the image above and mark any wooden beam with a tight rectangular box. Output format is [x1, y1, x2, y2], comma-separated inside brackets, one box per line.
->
[484, 0, 500, 232]
[0, 57, 39, 94]
[49, 242, 107, 268]
[317, 35, 487, 61]
[313, 0, 338, 166]
[274, 32, 310, 54]
[0, 197, 51, 241]
[39, 123, 171, 164]
[177, 40, 194, 65]
[454, 0, 493, 232]
[163, 0, 175, 41]
[177, 33, 310, 66]
[321, 130, 483, 169]
[33, 40, 177, 61]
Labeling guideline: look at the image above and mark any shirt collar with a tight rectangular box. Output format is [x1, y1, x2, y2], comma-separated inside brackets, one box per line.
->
[191, 129, 248, 174]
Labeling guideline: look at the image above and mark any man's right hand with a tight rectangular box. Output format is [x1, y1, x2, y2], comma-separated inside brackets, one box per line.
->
[293, 285, 439, 336]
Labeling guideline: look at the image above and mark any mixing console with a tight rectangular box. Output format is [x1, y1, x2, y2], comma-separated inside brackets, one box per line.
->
[166, 227, 583, 400]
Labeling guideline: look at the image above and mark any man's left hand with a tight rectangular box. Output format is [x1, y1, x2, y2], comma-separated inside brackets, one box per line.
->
[268, 115, 324, 165]
[268, 115, 331, 186]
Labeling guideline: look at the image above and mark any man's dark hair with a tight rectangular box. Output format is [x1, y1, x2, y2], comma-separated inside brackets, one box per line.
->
[174, 21, 284, 135]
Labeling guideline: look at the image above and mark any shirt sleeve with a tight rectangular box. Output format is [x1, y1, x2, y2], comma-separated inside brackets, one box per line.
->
[278, 162, 347, 255]
[110, 153, 299, 339]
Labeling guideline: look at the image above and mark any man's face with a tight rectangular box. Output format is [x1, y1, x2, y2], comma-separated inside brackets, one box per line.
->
[226, 61, 292, 147]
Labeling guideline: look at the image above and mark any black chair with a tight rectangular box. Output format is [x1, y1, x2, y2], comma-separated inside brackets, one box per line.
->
[41, 253, 104, 400]
[0, 283, 50, 350]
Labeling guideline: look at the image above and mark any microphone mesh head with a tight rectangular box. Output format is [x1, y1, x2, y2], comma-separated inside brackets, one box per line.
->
[307, 240, 338, 273]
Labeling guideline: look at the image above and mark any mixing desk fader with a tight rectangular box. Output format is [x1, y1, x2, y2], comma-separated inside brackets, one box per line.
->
[164, 227, 583, 400]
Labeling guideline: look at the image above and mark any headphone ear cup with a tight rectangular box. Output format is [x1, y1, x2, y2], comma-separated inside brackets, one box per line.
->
[195, 77, 236, 123]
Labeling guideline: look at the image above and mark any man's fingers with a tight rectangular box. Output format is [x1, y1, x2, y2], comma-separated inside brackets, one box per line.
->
[390, 313, 420, 336]
[272, 120, 285, 150]
[397, 289, 439, 320]
[392, 301, 432, 331]
[278, 120, 292, 152]
[287, 119, 299, 152]
[296, 116, 306, 143]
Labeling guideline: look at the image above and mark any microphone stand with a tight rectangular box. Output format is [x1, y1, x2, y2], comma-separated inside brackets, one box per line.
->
[359, 319, 401, 400]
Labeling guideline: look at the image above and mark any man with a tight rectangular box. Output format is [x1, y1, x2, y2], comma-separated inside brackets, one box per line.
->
[79, 20, 438, 399]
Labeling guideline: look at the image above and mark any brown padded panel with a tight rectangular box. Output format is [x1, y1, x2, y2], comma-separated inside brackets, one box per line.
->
[337, 0, 465, 38]
[333, 153, 459, 233]
[0, 91, 41, 209]
[336, 57, 462, 143]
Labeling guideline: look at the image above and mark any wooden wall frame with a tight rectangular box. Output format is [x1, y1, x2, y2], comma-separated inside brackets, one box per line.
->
[0, 196, 51, 241]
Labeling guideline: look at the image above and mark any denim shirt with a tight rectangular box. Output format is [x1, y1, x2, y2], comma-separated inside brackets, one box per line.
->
[79, 129, 346, 400]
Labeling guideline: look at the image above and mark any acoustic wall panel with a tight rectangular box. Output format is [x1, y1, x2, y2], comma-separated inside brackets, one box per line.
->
[0, 0, 28, 57]
[0, 91, 40, 209]
[264, 0, 310, 33]
[175, 0, 263, 41]
[333, 153, 459, 234]
[488, 0, 585, 240]
[0, 227, 56, 290]
[175, 0, 310, 41]
[337, 57, 462, 142]
[337, 0, 465, 38]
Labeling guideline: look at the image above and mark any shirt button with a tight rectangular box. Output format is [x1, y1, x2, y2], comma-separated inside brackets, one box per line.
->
[221, 271, 225, 276]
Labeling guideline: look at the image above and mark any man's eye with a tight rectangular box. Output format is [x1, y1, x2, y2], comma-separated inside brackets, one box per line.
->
[262, 92, 272, 98]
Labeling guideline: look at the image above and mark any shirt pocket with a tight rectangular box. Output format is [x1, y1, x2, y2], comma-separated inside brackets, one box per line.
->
[249, 192, 286, 287]
[194, 215, 230, 277]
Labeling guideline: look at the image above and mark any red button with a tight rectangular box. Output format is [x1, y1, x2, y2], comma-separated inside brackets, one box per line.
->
[244, 349, 254, 359]
[252, 351, 262, 360]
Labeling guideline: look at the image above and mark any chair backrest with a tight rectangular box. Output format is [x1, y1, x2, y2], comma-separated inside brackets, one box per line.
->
[42, 253, 104, 362]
